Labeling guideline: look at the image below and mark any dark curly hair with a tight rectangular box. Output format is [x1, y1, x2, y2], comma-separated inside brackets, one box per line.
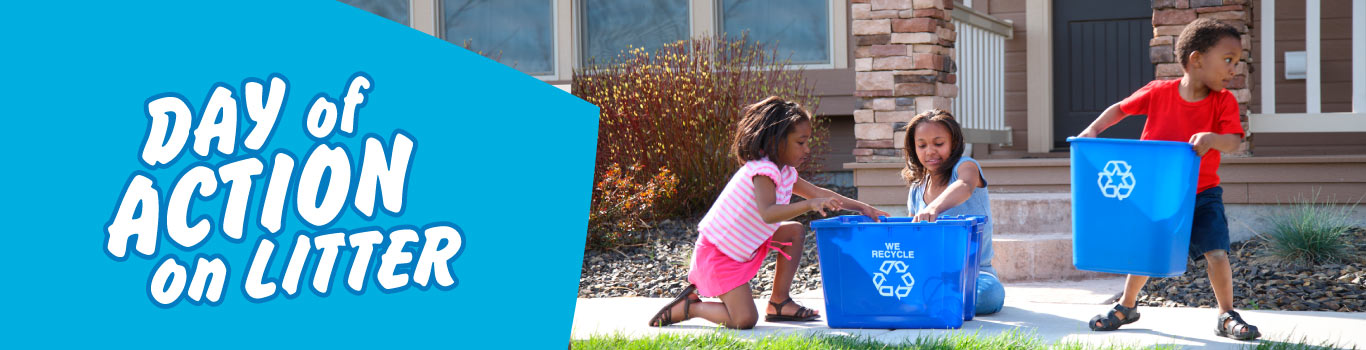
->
[732, 96, 812, 166]
[900, 109, 965, 188]
[1176, 18, 1241, 68]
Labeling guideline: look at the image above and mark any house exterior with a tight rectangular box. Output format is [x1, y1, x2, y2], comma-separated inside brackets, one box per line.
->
[344, 0, 1366, 281]
[341, 0, 863, 172]
[844, 0, 1365, 207]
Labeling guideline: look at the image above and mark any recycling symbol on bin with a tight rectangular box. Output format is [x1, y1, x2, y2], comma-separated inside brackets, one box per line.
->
[1097, 160, 1137, 200]
[872, 260, 914, 299]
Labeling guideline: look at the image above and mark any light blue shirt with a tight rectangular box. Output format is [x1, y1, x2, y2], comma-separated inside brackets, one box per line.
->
[908, 156, 995, 273]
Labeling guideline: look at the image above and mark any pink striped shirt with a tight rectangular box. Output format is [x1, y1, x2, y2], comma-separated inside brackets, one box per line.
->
[698, 158, 798, 262]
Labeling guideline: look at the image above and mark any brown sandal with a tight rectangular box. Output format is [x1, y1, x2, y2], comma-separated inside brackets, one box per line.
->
[765, 297, 819, 322]
[647, 284, 697, 327]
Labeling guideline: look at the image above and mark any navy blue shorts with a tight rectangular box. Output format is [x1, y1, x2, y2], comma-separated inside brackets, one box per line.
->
[1189, 186, 1232, 261]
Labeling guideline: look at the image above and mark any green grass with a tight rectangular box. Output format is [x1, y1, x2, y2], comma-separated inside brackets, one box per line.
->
[1261, 190, 1362, 266]
[571, 329, 1182, 350]
[1249, 335, 1356, 350]
[573, 330, 1359, 350]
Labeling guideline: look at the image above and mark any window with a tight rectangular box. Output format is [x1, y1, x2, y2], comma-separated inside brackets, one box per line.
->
[375, 0, 846, 80]
[720, 0, 831, 65]
[442, 0, 556, 76]
[581, 0, 690, 64]
[340, 0, 411, 26]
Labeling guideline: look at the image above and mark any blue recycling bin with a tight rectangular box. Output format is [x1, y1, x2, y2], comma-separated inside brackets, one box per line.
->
[940, 215, 985, 320]
[1069, 137, 1200, 277]
[811, 215, 984, 329]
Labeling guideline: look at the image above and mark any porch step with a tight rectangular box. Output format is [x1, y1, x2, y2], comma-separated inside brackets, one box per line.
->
[988, 192, 1071, 235]
[848, 155, 1366, 283]
[988, 192, 1104, 282]
[990, 233, 1109, 282]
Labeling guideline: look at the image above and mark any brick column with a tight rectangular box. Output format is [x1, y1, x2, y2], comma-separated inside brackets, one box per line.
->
[851, 0, 957, 163]
[1150, 0, 1253, 155]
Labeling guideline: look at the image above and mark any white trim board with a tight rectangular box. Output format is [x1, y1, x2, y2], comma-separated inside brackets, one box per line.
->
[1025, 0, 1053, 153]
[1248, 113, 1366, 134]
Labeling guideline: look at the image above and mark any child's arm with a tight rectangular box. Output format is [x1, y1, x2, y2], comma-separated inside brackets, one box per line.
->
[1077, 102, 1129, 138]
[1189, 132, 1241, 156]
[912, 161, 984, 222]
[793, 178, 889, 221]
[1084, 102, 1242, 156]
[754, 176, 841, 224]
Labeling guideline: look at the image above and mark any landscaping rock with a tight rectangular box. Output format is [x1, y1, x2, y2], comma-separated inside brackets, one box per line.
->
[579, 216, 830, 299]
[581, 217, 1366, 313]
[1136, 228, 1366, 312]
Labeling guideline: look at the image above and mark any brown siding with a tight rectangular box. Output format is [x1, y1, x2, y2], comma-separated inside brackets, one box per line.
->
[807, 0, 859, 118]
[1255, 0, 1357, 113]
[810, 2, 858, 169]
[819, 115, 856, 172]
[806, 68, 857, 116]
[1251, 0, 1366, 155]
[985, 0, 1033, 157]
[1219, 156, 1366, 204]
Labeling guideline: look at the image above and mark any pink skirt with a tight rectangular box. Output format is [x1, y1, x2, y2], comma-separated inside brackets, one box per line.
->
[687, 235, 791, 297]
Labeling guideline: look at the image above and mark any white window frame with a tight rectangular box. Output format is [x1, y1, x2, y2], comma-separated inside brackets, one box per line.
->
[413, 0, 566, 81]
[574, 0, 694, 72]
[409, 0, 847, 81]
[706, 0, 848, 70]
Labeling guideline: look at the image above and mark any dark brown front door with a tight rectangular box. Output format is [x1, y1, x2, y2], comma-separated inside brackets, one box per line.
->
[1053, 0, 1154, 150]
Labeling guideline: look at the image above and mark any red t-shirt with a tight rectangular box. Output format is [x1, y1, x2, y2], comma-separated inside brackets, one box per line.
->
[1119, 79, 1245, 193]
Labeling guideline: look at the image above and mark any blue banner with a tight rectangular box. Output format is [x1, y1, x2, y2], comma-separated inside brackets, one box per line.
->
[1, 0, 598, 347]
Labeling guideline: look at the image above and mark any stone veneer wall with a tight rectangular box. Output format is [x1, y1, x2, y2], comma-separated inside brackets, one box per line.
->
[1150, 0, 1255, 154]
[851, 0, 958, 164]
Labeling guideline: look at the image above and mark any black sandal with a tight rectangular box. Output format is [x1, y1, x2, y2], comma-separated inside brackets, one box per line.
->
[765, 297, 820, 322]
[1216, 310, 1262, 340]
[1088, 304, 1141, 331]
[647, 284, 697, 327]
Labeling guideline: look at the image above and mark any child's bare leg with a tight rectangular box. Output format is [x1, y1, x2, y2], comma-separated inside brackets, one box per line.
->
[1091, 273, 1149, 330]
[683, 283, 759, 329]
[1097, 273, 1148, 328]
[1204, 250, 1235, 313]
[1118, 274, 1148, 309]
[1206, 249, 1260, 339]
[767, 222, 816, 316]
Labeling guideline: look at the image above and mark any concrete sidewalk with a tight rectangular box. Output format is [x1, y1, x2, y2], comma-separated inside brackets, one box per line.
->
[572, 279, 1366, 349]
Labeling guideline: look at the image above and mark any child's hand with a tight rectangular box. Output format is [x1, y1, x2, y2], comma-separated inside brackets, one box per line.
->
[856, 204, 889, 222]
[806, 197, 842, 216]
[1189, 132, 1216, 156]
[1077, 128, 1098, 138]
[912, 206, 940, 223]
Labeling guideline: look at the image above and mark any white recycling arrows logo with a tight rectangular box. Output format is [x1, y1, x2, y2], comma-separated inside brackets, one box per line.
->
[1097, 160, 1136, 200]
[872, 260, 914, 299]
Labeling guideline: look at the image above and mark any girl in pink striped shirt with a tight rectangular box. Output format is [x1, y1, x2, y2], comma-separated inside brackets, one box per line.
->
[648, 96, 886, 329]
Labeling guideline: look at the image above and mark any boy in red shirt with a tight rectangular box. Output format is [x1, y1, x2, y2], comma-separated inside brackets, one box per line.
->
[1076, 18, 1260, 340]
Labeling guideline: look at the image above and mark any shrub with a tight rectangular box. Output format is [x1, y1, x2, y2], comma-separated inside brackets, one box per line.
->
[456, 39, 504, 62]
[1261, 190, 1362, 266]
[573, 34, 827, 219]
[586, 163, 678, 250]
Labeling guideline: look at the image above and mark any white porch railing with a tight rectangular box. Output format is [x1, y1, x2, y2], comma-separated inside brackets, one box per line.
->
[1250, 0, 1366, 133]
[951, 3, 1014, 145]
